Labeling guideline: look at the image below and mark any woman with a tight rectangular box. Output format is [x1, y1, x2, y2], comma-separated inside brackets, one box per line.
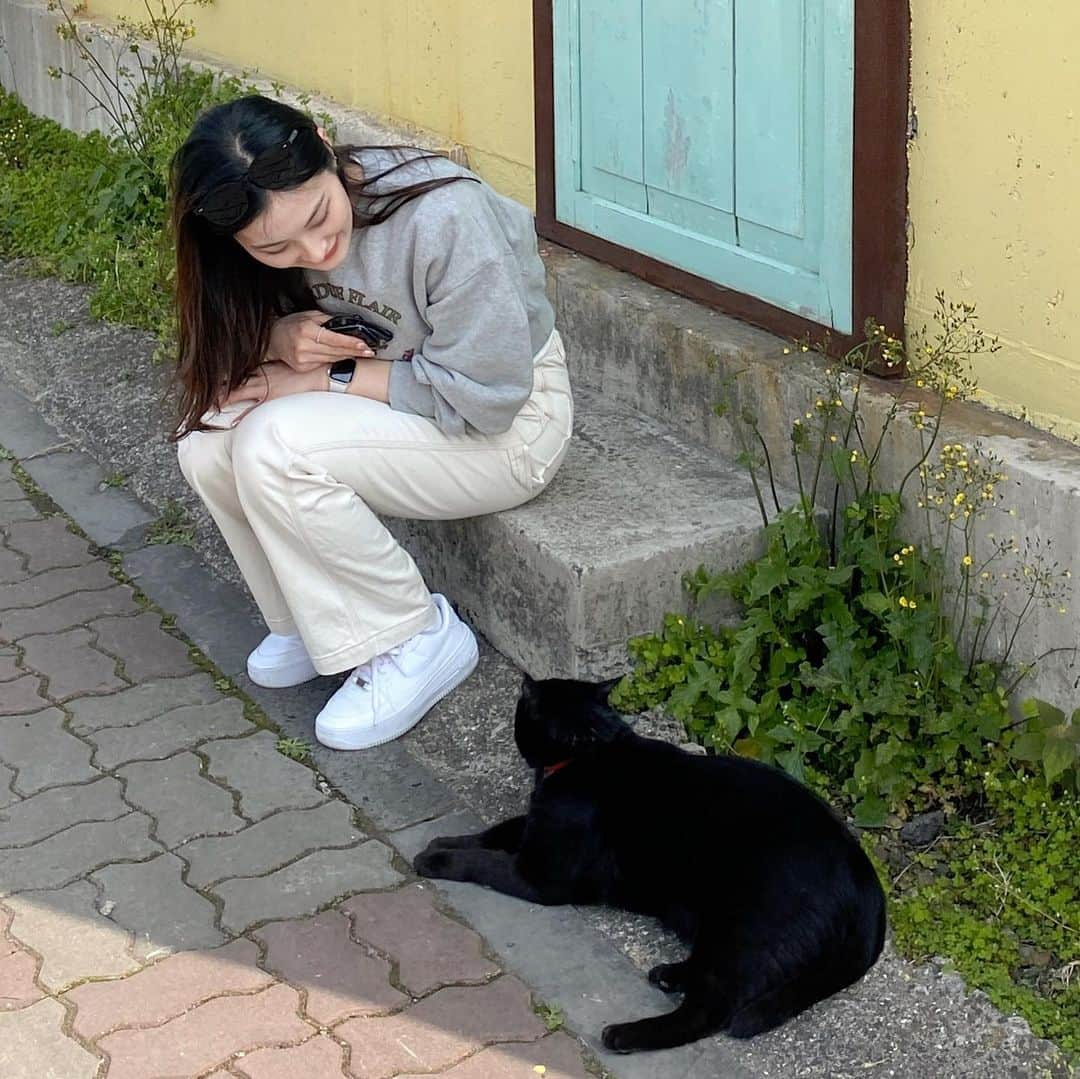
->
[170, 94, 572, 751]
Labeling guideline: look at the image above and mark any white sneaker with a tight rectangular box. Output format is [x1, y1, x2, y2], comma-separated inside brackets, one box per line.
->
[247, 632, 318, 688]
[314, 595, 479, 750]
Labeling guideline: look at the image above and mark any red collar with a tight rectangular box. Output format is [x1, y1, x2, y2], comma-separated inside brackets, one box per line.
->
[542, 759, 572, 780]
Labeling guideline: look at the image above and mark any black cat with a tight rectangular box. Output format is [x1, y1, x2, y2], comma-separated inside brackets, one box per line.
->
[414, 677, 887, 1054]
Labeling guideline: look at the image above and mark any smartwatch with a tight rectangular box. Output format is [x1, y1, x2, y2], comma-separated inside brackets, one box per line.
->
[328, 359, 356, 393]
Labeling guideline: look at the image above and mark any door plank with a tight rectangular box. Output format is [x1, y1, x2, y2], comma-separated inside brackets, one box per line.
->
[642, 0, 736, 229]
[579, 0, 647, 210]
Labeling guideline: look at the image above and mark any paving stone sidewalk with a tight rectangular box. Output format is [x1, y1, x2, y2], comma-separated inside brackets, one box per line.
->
[0, 460, 595, 1079]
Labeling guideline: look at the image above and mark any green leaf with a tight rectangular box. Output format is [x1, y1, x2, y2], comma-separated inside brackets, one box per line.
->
[826, 564, 856, 587]
[775, 749, 807, 783]
[747, 558, 789, 602]
[976, 709, 1006, 741]
[859, 591, 891, 616]
[1011, 733, 1045, 763]
[874, 738, 903, 766]
[716, 707, 745, 744]
[1020, 698, 1066, 730]
[853, 794, 888, 828]
[734, 736, 768, 760]
[1042, 736, 1078, 784]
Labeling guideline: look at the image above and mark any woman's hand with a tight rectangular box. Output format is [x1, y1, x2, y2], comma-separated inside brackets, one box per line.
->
[267, 311, 374, 372]
[220, 361, 328, 416]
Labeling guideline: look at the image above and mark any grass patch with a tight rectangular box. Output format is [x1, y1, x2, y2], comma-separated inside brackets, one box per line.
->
[145, 499, 195, 546]
[276, 737, 313, 762]
[533, 1001, 566, 1033]
[883, 763, 1079, 1058]
[0, 88, 172, 338]
[0, 67, 245, 351]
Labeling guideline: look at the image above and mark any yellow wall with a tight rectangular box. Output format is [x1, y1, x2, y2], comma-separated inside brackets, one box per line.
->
[87, 0, 539, 206]
[908, 0, 1080, 442]
[88, 0, 1080, 439]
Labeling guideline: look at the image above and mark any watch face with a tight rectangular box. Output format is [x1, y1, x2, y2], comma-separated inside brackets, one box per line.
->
[330, 359, 356, 383]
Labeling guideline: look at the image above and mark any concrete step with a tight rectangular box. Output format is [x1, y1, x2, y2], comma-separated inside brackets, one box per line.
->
[391, 385, 785, 679]
[543, 242, 795, 475]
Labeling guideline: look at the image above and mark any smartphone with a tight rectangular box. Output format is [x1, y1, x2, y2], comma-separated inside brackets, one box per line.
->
[320, 314, 395, 352]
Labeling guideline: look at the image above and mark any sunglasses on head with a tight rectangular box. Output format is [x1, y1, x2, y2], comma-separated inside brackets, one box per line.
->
[194, 127, 326, 230]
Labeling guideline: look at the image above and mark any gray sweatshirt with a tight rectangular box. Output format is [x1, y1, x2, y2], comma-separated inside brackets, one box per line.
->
[305, 149, 556, 436]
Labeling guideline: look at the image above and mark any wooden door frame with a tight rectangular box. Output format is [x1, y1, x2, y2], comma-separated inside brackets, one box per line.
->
[533, 0, 911, 351]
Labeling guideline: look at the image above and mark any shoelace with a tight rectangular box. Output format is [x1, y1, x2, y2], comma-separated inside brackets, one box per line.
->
[353, 643, 408, 688]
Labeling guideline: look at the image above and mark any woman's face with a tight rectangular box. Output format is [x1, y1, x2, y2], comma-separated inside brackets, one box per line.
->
[234, 162, 353, 273]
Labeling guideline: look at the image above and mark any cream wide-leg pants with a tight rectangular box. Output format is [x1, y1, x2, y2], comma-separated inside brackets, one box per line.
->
[177, 330, 573, 676]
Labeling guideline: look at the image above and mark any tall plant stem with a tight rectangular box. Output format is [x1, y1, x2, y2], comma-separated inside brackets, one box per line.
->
[753, 427, 782, 515]
[1002, 587, 1038, 671]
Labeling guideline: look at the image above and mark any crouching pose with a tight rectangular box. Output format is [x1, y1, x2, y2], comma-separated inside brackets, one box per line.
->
[169, 95, 572, 751]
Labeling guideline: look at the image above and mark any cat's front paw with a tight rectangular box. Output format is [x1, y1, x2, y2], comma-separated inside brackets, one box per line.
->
[413, 845, 453, 878]
[601, 1022, 640, 1054]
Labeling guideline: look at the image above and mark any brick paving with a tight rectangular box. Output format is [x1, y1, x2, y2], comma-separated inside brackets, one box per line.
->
[0, 461, 593, 1079]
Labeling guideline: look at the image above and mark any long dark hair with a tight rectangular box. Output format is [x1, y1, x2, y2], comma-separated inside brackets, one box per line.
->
[169, 94, 474, 439]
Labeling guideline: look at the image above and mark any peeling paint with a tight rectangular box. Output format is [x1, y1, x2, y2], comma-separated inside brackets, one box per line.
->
[663, 90, 691, 182]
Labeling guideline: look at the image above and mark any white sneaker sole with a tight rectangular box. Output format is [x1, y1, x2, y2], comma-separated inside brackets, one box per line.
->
[315, 628, 480, 751]
[247, 654, 319, 689]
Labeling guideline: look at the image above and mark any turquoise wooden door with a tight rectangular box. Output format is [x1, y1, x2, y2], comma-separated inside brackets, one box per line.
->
[553, 0, 855, 333]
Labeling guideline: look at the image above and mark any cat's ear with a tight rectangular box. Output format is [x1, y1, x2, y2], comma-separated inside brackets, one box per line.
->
[520, 674, 539, 699]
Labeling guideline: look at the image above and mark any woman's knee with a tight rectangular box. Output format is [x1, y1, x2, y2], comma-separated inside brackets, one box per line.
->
[230, 399, 302, 488]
